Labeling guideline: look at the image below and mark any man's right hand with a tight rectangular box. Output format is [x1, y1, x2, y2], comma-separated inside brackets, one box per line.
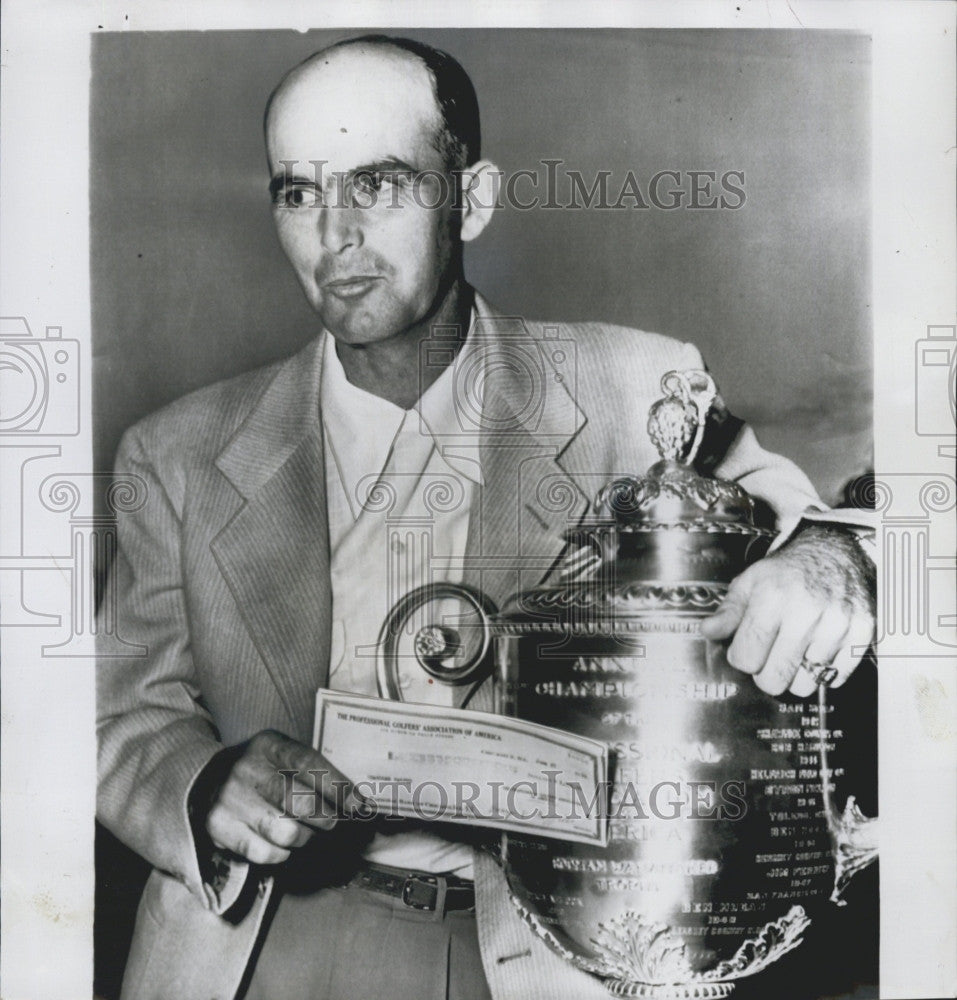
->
[197, 730, 362, 866]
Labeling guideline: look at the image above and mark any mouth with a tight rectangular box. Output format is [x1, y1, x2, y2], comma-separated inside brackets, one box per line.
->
[322, 275, 382, 300]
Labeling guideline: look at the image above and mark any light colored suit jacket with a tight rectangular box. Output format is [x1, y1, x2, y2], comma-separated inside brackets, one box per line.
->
[97, 296, 825, 1000]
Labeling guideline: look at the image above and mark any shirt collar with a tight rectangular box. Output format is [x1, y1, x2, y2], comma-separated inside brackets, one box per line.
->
[320, 306, 483, 487]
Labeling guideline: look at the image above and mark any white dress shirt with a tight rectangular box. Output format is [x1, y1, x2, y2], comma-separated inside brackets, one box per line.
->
[320, 318, 482, 875]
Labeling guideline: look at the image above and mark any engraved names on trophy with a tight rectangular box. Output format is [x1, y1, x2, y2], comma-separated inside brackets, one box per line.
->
[499, 632, 850, 975]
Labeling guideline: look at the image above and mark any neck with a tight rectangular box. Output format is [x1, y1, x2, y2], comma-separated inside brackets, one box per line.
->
[334, 281, 473, 409]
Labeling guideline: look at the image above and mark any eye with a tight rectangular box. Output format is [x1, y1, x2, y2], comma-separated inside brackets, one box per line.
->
[275, 184, 322, 209]
[360, 170, 390, 190]
[352, 171, 386, 198]
[350, 169, 412, 207]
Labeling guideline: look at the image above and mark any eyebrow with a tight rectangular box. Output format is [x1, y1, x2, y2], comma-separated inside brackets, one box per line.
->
[268, 157, 420, 199]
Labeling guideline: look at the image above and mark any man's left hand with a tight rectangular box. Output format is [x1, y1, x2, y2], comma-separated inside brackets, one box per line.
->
[700, 525, 875, 697]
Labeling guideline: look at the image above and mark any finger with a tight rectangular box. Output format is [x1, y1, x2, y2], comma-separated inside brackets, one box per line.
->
[207, 805, 293, 865]
[829, 610, 876, 687]
[752, 600, 822, 696]
[229, 759, 340, 831]
[725, 589, 782, 676]
[256, 810, 314, 849]
[787, 669, 818, 700]
[281, 772, 342, 831]
[266, 732, 358, 807]
[700, 573, 754, 640]
[788, 603, 852, 697]
[250, 731, 362, 814]
[216, 781, 317, 847]
[228, 746, 342, 830]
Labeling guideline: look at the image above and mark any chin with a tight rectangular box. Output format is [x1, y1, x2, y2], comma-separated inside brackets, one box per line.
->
[319, 312, 399, 347]
[317, 298, 421, 347]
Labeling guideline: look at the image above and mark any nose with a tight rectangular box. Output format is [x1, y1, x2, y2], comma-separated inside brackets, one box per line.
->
[319, 203, 362, 254]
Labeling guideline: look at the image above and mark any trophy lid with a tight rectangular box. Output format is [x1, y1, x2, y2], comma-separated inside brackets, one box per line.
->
[496, 370, 773, 628]
[591, 370, 757, 529]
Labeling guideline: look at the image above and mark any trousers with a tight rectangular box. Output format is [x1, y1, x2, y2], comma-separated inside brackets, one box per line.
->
[241, 879, 493, 1000]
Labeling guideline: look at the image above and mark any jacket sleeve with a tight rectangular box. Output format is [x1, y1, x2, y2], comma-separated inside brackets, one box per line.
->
[97, 425, 250, 914]
[679, 340, 876, 547]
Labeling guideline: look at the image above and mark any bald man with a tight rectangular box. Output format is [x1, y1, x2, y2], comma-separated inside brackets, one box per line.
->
[97, 35, 875, 1000]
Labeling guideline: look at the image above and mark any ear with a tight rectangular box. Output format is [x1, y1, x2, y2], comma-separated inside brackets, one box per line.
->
[458, 160, 500, 243]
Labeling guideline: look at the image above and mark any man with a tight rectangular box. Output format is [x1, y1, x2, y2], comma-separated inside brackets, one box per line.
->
[97, 35, 875, 1000]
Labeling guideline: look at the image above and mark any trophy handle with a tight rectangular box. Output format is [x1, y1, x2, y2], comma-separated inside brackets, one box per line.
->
[377, 583, 498, 702]
[816, 675, 879, 903]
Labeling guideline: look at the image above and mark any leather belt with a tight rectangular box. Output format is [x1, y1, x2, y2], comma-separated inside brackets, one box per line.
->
[350, 862, 475, 914]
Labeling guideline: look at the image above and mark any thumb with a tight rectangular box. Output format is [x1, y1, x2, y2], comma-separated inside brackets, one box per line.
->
[700, 572, 754, 640]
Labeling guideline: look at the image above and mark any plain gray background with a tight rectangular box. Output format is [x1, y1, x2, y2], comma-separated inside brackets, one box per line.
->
[92, 29, 871, 502]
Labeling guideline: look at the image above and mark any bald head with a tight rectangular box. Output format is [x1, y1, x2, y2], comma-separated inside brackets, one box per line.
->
[262, 36, 497, 359]
[265, 35, 481, 173]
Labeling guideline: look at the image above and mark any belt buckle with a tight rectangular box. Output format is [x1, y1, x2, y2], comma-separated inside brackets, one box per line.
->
[401, 873, 443, 912]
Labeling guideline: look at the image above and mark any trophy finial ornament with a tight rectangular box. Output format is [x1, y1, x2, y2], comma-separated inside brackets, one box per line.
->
[647, 370, 717, 465]
[595, 369, 753, 526]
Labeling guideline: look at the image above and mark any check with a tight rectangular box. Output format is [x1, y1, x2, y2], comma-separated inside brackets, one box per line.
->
[313, 689, 609, 845]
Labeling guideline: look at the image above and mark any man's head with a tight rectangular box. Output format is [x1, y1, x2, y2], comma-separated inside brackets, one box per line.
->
[266, 35, 481, 174]
[264, 36, 496, 347]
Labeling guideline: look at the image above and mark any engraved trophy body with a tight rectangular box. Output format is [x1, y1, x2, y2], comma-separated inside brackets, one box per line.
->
[379, 371, 877, 998]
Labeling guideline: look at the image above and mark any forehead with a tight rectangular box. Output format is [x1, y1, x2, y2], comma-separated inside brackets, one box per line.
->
[266, 46, 443, 173]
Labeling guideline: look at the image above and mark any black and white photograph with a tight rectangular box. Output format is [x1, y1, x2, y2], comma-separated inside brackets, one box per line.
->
[0, 5, 954, 1000]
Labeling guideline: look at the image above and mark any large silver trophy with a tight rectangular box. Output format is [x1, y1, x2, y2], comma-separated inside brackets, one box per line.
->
[379, 371, 877, 998]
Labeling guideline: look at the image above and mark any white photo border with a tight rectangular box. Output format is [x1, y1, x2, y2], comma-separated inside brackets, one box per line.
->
[0, 2, 953, 998]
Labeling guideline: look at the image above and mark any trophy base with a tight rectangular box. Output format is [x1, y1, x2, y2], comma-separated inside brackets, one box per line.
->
[606, 982, 734, 999]
[507, 890, 812, 1000]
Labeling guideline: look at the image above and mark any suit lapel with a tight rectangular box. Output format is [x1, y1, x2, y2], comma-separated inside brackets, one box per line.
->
[206, 304, 598, 727]
[462, 301, 592, 609]
[211, 337, 332, 740]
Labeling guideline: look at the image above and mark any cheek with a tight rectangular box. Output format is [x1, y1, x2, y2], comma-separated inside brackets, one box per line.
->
[388, 212, 454, 295]
[272, 214, 317, 275]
